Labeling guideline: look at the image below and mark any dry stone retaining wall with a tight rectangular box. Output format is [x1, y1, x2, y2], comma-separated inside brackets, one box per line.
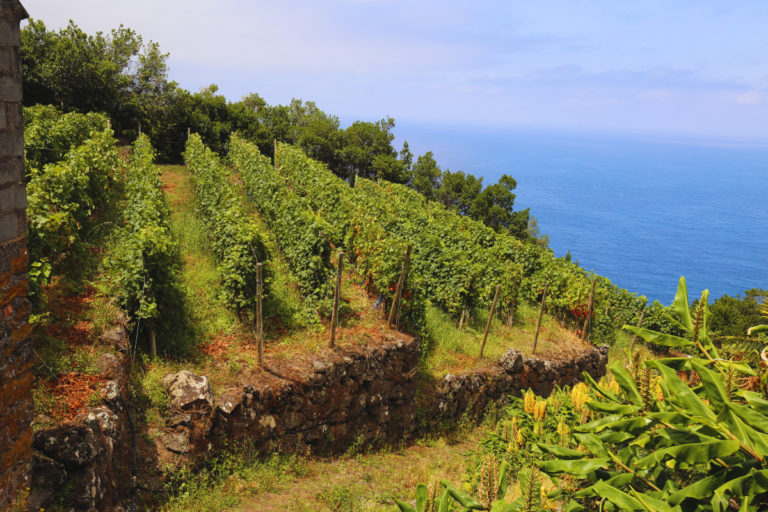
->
[29, 329, 608, 511]
[164, 339, 609, 459]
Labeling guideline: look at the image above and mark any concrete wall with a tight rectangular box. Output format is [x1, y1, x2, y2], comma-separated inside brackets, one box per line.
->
[0, 0, 31, 508]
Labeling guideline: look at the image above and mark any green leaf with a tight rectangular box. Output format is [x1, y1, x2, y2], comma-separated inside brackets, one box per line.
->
[647, 362, 716, 421]
[415, 483, 428, 512]
[623, 326, 694, 349]
[497, 461, 509, 500]
[633, 440, 740, 469]
[435, 488, 452, 512]
[440, 481, 485, 510]
[673, 276, 693, 331]
[610, 362, 644, 407]
[583, 371, 622, 403]
[691, 361, 728, 412]
[668, 464, 756, 506]
[714, 470, 768, 499]
[748, 325, 768, 335]
[573, 433, 611, 458]
[533, 443, 586, 460]
[563, 500, 586, 512]
[586, 402, 636, 415]
[536, 457, 610, 477]
[395, 498, 417, 512]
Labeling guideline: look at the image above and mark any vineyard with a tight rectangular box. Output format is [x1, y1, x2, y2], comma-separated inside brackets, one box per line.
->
[22, 108, 768, 512]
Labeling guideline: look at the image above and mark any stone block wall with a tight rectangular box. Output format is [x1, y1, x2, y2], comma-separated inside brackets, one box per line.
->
[0, 0, 31, 509]
[157, 337, 608, 461]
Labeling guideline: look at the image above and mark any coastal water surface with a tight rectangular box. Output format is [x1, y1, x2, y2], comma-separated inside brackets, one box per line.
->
[394, 124, 768, 304]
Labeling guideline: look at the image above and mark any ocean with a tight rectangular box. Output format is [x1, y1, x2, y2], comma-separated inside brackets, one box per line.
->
[393, 124, 768, 305]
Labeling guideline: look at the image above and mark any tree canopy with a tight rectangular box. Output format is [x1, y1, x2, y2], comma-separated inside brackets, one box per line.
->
[20, 17, 539, 242]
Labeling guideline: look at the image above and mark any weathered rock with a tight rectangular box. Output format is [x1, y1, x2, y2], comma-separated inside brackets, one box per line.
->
[97, 353, 122, 377]
[499, 348, 523, 373]
[163, 433, 189, 454]
[31, 454, 67, 488]
[167, 413, 192, 429]
[100, 327, 129, 353]
[33, 424, 102, 468]
[216, 393, 240, 416]
[81, 407, 119, 439]
[162, 370, 213, 410]
[103, 380, 120, 404]
[27, 488, 55, 511]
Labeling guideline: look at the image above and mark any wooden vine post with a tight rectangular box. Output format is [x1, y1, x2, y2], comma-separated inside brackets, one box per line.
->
[330, 252, 344, 348]
[581, 277, 597, 341]
[532, 283, 550, 355]
[149, 330, 156, 358]
[628, 309, 646, 353]
[387, 245, 412, 329]
[479, 285, 501, 359]
[257, 263, 264, 366]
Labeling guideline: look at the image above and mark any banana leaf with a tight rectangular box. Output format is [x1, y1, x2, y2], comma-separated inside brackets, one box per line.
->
[633, 440, 740, 469]
[574, 433, 611, 458]
[583, 371, 623, 403]
[537, 457, 610, 477]
[673, 276, 693, 332]
[586, 401, 636, 415]
[623, 326, 694, 349]
[533, 444, 586, 460]
[440, 481, 484, 510]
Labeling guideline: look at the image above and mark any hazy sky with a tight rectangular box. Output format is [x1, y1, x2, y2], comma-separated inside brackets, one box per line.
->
[22, 0, 768, 140]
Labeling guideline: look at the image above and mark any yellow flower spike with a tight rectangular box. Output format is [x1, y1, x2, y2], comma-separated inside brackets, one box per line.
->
[524, 389, 536, 414]
[516, 430, 525, 446]
[655, 376, 665, 401]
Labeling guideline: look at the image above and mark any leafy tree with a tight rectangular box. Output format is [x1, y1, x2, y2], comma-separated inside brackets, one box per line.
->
[469, 175, 530, 237]
[336, 117, 408, 183]
[21, 18, 176, 141]
[411, 151, 442, 200]
[709, 289, 768, 338]
[437, 169, 483, 215]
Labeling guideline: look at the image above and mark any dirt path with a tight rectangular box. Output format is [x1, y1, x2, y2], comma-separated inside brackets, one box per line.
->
[238, 430, 483, 512]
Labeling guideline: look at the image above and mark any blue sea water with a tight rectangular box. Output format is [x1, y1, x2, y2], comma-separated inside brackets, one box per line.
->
[394, 124, 768, 305]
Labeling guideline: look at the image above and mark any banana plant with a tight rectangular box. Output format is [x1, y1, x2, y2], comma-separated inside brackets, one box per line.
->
[535, 278, 768, 511]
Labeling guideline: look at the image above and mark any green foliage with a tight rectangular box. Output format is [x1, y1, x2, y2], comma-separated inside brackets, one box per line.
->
[24, 105, 110, 176]
[21, 19, 177, 149]
[182, 134, 270, 317]
[709, 289, 768, 338]
[227, 134, 331, 309]
[411, 151, 442, 200]
[27, 126, 119, 304]
[105, 135, 181, 338]
[538, 278, 768, 512]
[268, 141, 427, 334]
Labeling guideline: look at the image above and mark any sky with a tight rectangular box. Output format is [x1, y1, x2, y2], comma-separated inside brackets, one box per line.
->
[21, 0, 768, 140]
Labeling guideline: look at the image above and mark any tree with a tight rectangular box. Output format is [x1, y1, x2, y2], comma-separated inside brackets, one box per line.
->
[337, 117, 406, 183]
[468, 175, 523, 233]
[436, 169, 483, 215]
[709, 289, 768, 338]
[411, 151, 442, 200]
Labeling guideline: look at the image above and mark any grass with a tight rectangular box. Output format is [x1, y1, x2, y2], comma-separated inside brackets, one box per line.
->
[156, 426, 484, 512]
[422, 301, 595, 376]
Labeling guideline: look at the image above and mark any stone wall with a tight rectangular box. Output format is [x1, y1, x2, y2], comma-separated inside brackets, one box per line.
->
[30, 350, 133, 511]
[0, 0, 31, 509]
[30, 328, 608, 511]
[159, 338, 608, 460]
